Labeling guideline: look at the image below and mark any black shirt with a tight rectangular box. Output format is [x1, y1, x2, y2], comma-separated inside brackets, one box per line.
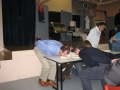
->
[79, 47, 113, 67]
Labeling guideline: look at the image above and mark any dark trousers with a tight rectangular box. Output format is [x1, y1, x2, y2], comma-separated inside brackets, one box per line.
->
[80, 63, 108, 90]
[58, 63, 73, 81]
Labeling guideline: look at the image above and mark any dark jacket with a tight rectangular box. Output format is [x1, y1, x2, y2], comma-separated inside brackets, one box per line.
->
[79, 47, 113, 67]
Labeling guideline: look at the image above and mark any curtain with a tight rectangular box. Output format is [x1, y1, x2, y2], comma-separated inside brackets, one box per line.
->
[2, 0, 35, 46]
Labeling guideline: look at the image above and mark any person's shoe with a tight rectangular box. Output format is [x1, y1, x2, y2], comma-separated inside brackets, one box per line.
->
[46, 80, 56, 87]
[39, 79, 48, 87]
[64, 75, 71, 80]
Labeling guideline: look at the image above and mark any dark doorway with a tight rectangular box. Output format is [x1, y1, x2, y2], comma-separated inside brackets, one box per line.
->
[72, 15, 80, 27]
[48, 11, 61, 40]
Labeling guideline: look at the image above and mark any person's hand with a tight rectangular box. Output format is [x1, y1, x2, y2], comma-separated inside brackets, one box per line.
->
[111, 37, 116, 41]
[111, 58, 120, 63]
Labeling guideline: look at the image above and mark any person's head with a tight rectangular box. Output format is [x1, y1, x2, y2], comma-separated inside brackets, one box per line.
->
[59, 46, 70, 56]
[73, 41, 85, 54]
[96, 22, 106, 31]
[63, 42, 73, 52]
[83, 40, 92, 47]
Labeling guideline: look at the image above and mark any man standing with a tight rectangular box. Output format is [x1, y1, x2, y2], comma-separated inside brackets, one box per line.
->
[86, 22, 106, 48]
[34, 40, 70, 87]
[73, 42, 118, 90]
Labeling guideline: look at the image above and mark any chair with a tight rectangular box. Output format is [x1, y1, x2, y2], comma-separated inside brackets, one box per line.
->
[104, 84, 120, 90]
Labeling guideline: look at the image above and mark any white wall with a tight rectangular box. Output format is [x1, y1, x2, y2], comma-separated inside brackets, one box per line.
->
[0, 50, 42, 83]
[0, 0, 3, 45]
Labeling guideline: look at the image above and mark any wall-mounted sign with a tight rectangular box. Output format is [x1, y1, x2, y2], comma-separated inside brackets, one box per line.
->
[72, 0, 97, 16]
[83, 3, 88, 9]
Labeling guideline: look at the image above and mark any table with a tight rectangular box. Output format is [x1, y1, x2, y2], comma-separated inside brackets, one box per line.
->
[44, 55, 82, 90]
[102, 50, 120, 54]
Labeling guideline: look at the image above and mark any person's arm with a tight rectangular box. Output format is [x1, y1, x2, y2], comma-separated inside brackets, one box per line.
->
[111, 58, 120, 63]
[91, 50, 111, 64]
[86, 29, 95, 41]
[113, 37, 120, 41]
[111, 34, 120, 41]
[102, 51, 114, 59]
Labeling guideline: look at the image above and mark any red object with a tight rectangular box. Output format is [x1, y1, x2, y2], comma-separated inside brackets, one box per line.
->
[104, 84, 120, 90]
[38, 5, 44, 13]
[35, 37, 41, 41]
